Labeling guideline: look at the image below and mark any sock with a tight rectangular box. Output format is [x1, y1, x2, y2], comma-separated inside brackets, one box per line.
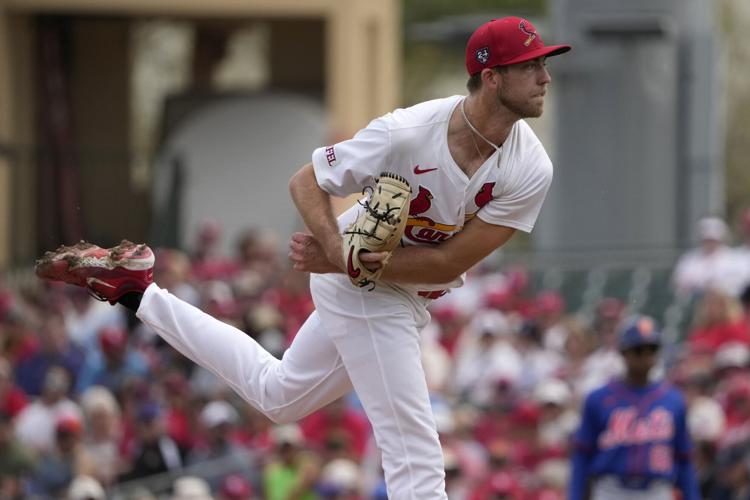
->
[117, 292, 143, 313]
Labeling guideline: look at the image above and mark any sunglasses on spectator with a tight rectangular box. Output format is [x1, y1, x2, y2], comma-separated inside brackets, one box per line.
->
[624, 345, 659, 356]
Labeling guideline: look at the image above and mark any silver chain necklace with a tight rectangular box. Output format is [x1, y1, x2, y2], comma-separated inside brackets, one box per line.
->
[461, 98, 503, 167]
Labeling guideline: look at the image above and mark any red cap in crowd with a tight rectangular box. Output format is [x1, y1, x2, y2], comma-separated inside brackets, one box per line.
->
[466, 17, 571, 75]
[99, 327, 128, 353]
[534, 291, 565, 316]
[56, 414, 83, 435]
[220, 474, 253, 499]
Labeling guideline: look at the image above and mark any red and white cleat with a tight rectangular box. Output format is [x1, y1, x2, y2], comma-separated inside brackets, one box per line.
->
[35, 240, 154, 304]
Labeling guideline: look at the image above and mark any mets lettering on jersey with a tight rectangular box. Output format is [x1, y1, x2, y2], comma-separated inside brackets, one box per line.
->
[598, 407, 674, 448]
[568, 381, 699, 500]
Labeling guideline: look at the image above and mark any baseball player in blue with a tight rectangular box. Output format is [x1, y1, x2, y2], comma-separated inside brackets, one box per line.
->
[569, 315, 700, 500]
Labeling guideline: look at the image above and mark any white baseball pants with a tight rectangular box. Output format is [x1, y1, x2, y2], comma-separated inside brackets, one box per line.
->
[136, 276, 447, 500]
[592, 477, 673, 500]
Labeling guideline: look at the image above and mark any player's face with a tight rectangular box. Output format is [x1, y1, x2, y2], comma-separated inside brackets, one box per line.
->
[622, 344, 659, 377]
[496, 57, 551, 118]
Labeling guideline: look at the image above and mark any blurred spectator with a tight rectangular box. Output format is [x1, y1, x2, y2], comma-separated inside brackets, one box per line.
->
[316, 458, 362, 500]
[574, 298, 626, 397]
[233, 229, 282, 298]
[1, 310, 38, 366]
[120, 401, 182, 482]
[300, 398, 370, 461]
[531, 458, 568, 499]
[442, 448, 469, 500]
[507, 401, 544, 470]
[156, 248, 201, 306]
[200, 280, 241, 326]
[263, 270, 315, 344]
[556, 316, 596, 401]
[484, 265, 535, 320]
[63, 289, 127, 350]
[472, 378, 518, 449]
[15, 312, 84, 397]
[76, 326, 149, 394]
[440, 405, 487, 487]
[0, 358, 27, 419]
[14, 366, 82, 455]
[429, 303, 467, 357]
[191, 219, 236, 283]
[0, 412, 35, 499]
[117, 377, 152, 457]
[420, 322, 453, 394]
[453, 310, 522, 406]
[533, 378, 578, 449]
[469, 447, 525, 500]
[673, 216, 746, 297]
[28, 414, 95, 497]
[161, 371, 195, 452]
[716, 373, 750, 449]
[172, 475, 213, 500]
[532, 290, 568, 354]
[232, 406, 275, 456]
[263, 424, 318, 500]
[687, 288, 750, 355]
[711, 441, 750, 499]
[67, 474, 106, 500]
[687, 397, 726, 497]
[243, 303, 285, 358]
[79, 386, 123, 487]
[714, 341, 750, 378]
[687, 393, 726, 445]
[515, 321, 564, 393]
[188, 400, 258, 492]
[219, 473, 255, 500]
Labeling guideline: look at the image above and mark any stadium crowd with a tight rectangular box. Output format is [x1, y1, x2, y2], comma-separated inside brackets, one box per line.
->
[0, 211, 749, 499]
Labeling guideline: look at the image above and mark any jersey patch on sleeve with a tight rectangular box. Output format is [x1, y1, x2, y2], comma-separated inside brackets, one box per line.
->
[325, 145, 338, 167]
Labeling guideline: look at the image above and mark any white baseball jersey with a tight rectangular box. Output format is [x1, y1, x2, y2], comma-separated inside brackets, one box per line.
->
[312, 95, 553, 292]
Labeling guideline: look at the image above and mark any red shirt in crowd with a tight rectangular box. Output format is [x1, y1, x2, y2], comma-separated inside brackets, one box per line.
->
[688, 320, 750, 354]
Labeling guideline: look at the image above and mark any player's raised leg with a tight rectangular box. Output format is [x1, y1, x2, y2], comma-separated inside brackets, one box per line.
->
[36, 241, 354, 423]
[137, 284, 353, 422]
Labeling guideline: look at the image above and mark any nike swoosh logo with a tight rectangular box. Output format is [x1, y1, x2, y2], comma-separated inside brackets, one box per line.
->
[413, 165, 438, 175]
[86, 277, 116, 289]
[346, 247, 360, 279]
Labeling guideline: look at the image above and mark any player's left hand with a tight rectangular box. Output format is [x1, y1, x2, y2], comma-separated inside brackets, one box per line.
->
[288, 232, 341, 274]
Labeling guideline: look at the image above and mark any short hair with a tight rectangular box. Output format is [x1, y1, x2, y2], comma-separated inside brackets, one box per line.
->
[465, 66, 507, 93]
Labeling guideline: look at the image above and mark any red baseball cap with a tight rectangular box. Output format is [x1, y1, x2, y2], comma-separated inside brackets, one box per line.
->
[466, 17, 571, 75]
[98, 327, 128, 353]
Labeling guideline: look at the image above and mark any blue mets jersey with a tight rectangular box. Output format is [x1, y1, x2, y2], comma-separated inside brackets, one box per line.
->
[568, 379, 699, 500]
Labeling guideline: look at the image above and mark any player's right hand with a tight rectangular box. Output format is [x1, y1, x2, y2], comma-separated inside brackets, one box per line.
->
[288, 232, 341, 274]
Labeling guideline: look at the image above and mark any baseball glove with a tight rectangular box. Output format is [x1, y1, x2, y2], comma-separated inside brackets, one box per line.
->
[343, 172, 412, 289]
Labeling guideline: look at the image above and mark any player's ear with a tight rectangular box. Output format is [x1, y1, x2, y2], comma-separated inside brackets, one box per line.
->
[481, 67, 503, 89]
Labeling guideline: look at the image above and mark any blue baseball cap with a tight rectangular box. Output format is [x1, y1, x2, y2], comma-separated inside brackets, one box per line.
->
[617, 315, 661, 351]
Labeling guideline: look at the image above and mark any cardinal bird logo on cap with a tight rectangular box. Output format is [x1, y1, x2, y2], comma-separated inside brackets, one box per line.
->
[475, 46, 490, 65]
[519, 20, 537, 47]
